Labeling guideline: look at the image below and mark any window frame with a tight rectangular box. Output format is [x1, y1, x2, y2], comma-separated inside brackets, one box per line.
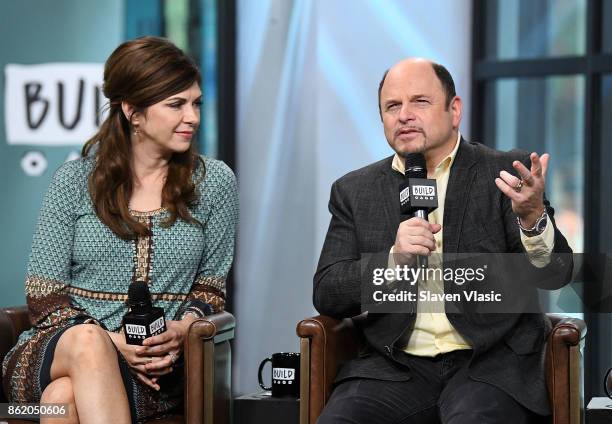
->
[471, 0, 612, 400]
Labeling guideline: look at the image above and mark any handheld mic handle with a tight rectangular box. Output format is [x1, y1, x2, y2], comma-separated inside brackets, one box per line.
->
[413, 209, 429, 270]
[404, 154, 430, 271]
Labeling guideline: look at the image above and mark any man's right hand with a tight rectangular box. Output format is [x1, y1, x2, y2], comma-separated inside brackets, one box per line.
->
[393, 217, 441, 259]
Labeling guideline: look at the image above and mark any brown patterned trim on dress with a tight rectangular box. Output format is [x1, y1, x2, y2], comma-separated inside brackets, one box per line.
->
[128, 207, 167, 217]
[133, 215, 153, 283]
[185, 283, 226, 313]
[67, 286, 188, 302]
[25, 276, 80, 326]
[3, 325, 65, 403]
[28, 303, 83, 329]
[193, 276, 226, 294]
[25, 276, 67, 298]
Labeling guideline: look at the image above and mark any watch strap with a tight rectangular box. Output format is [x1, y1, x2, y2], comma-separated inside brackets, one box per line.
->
[517, 210, 548, 237]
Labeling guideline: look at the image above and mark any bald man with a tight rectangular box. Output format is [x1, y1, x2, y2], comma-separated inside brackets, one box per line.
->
[313, 59, 573, 423]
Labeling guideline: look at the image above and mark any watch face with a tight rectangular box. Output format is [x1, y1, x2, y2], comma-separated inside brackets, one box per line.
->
[537, 216, 548, 233]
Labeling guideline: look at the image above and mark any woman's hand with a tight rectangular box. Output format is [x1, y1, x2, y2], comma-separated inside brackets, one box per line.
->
[140, 320, 186, 356]
[106, 331, 169, 391]
[140, 316, 198, 375]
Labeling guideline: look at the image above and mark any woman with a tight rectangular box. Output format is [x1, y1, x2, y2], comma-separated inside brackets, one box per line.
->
[1, 36, 238, 423]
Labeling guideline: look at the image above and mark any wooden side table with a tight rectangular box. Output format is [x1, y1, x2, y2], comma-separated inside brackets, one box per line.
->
[586, 397, 612, 423]
[234, 391, 299, 424]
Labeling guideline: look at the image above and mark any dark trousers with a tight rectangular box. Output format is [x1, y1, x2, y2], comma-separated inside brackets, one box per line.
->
[318, 350, 539, 424]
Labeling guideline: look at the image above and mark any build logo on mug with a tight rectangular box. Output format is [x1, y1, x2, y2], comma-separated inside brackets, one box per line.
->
[258, 352, 300, 397]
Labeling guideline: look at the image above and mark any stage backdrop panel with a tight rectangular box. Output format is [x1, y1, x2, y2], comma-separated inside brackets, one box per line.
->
[0, 0, 123, 307]
[235, 0, 471, 395]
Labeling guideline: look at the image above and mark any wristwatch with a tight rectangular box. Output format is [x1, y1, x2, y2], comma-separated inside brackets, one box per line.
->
[517, 210, 548, 237]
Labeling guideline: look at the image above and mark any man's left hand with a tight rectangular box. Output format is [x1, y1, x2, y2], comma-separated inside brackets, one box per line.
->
[494, 152, 549, 228]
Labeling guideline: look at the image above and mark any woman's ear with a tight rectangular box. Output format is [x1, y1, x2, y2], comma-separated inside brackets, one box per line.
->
[121, 101, 139, 126]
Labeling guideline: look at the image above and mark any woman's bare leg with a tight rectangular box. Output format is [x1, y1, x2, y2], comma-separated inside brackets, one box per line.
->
[40, 377, 78, 424]
[49, 324, 131, 424]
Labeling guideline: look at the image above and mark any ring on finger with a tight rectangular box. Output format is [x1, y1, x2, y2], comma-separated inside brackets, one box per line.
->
[514, 179, 524, 192]
[169, 352, 178, 364]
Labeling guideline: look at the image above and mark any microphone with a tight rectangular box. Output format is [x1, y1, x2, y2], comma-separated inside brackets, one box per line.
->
[400, 153, 427, 218]
[398, 153, 439, 270]
[122, 280, 167, 345]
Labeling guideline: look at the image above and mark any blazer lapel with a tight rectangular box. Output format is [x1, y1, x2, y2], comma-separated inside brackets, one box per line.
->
[378, 158, 402, 242]
[443, 139, 477, 254]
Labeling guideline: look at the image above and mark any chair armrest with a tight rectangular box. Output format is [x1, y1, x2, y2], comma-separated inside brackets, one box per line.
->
[0, 306, 31, 403]
[184, 311, 235, 424]
[0, 306, 31, 366]
[296, 315, 360, 424]
[547, 314, 587, 345]
[187, 310, 235, 343]
[0, 311, 16, 365]
[0, 306, 31, 340]
[545, 314, 586, 424]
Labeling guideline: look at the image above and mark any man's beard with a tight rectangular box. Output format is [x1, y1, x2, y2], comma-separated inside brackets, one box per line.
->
[390, 135, 426, 157]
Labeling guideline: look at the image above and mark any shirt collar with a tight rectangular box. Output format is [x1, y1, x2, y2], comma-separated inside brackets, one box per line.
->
[391, 132, 462, 175]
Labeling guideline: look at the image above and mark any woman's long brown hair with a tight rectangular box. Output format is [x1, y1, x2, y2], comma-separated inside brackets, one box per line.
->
[82, 36, 203, 240]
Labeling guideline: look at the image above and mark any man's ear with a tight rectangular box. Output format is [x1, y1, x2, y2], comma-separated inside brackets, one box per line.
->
[121, 101, 139, 126]
[450, 95, 462, 130]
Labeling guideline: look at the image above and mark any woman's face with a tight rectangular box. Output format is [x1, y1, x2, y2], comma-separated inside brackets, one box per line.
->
[134, 82, 202, 155]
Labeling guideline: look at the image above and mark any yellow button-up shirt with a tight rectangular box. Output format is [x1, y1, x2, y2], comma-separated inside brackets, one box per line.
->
[389, 133, 554, 356]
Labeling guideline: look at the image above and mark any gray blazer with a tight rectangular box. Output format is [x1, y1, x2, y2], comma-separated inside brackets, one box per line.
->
[313, 139, 573, 415]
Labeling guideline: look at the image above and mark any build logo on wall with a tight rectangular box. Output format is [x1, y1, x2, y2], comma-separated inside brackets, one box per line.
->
[4, 63, 106, 176]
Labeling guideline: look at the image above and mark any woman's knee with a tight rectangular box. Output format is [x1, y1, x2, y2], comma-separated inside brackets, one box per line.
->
[55, 324, 115, 367]
[40, 377, 79, 424]
[41, 377, 74, 404]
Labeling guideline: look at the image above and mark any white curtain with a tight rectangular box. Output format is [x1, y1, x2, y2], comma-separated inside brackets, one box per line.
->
[235, 0, 472, 395]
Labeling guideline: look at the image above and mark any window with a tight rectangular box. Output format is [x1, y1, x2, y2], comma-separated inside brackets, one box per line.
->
[472, 0, 612, 400]
[484, 0, 586, 60]
[482, 76, 585, 251]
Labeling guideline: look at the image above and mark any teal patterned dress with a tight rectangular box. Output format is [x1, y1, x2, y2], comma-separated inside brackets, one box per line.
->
[1, 155, 238, 422]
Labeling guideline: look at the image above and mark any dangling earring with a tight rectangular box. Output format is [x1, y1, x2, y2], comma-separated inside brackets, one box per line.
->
[133, 127, 140, 135]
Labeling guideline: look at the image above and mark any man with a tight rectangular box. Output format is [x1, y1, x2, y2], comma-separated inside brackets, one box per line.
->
[313, 58, 573, 423]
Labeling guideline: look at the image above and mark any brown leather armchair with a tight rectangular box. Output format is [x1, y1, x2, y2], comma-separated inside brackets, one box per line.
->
[0, 305, 235, 424]
[297, 314, 586, 424]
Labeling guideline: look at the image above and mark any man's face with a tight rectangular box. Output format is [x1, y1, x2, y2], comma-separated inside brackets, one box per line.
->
[379, 61, 461, 158]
